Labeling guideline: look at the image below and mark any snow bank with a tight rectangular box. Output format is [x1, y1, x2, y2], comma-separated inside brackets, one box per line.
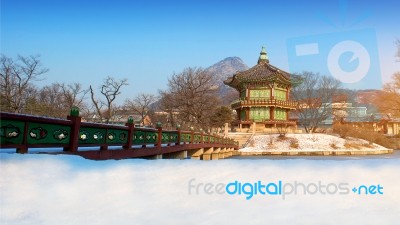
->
[1, 154, 399, 225]
[241, 134, 389, 152]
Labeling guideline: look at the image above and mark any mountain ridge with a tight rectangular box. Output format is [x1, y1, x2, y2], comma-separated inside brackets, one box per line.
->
[206, 56, 249, 83]
[205, 56, 249, 105]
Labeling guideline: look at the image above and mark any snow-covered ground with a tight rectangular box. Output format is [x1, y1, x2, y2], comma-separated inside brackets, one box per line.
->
[241, 133, 389, 152]
[1, 154, 400, 225]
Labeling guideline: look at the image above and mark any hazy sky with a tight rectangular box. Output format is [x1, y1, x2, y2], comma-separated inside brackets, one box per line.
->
[1, 0, 399, 100]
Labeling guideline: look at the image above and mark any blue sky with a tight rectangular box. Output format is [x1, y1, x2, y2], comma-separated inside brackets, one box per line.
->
[1, 0, 399, 101]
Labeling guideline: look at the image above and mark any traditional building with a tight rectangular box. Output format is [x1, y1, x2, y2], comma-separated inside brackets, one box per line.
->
[224, 47, 301, 131]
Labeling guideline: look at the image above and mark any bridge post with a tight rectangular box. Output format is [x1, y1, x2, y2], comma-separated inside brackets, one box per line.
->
[200, 128, 203, 144]
[211, 147, 220, 160]
[123, 116, 135, 149]
[175, 124, 181, 145]
[156, 122, 162, 149]
[219, 147, 226, 159]
[190, 127, 194, 144]
[202, 147, 213, 160]
[188, 148, 204, 160]
[16, 121, 29, 153]
[64, 107, 81, 152]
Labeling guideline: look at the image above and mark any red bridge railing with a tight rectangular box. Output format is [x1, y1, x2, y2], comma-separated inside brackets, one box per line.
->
[0, 108, 239, 158]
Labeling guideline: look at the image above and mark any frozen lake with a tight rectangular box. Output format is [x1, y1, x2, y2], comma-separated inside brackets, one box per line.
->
[1, 153, 399, 225]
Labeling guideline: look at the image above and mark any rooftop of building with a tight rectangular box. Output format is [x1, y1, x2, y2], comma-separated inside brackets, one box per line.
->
[224, 47, 302, 90]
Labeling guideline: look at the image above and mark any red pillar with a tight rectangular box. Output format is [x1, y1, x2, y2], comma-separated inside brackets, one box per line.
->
[123, 123, 134, 149]
[65, 114, 81, 152]
[17, 122, 29, 154]
[270, 87, 273, 100]
[286, 87, 289, 101]
[286, 109, 289, 121]
[175, 125, 181, 145]
[157, 126, 162, 148]
[190, 128, 194, 144]
[270, 107, 274, 120]
[100, 128, 109, 151]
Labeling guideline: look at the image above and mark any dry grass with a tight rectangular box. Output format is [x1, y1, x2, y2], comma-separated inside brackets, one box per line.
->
[267, 136, 275, 148]
[249, 139, 256, 147]
[362, 143, 373, 148]
[310, 136, 318, 142]
[344, 141, 362, 150]
[330, 143, 338, 149]
[333, 124, 396, 149]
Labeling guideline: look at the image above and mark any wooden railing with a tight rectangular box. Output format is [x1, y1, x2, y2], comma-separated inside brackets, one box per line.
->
[232, 119, 297, 125]
[0, 109, 239, 155]
[230, 97, 298, 109]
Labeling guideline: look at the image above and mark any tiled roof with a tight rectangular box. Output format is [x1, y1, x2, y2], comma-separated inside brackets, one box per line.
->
[223, 61, 300, 90]
[223, 47, 302, 90]
[234, 61, 291, 81]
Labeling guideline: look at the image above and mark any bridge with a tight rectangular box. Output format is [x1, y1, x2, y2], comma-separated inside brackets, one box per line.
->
[0, 108, 239, 160]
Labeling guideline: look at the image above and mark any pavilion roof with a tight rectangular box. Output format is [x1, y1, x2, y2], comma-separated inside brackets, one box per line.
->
[224, 47, 302, 90]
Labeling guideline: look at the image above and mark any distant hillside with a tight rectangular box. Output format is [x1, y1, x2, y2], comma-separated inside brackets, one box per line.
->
[206, 57, 249, 105]
[336, 89, 382, 107]
[355, 89, 382, 105]
[206, 56, 248, 84]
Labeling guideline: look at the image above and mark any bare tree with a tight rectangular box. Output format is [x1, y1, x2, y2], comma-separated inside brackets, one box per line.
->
[60, 82, 88, 110]
[18, 82, 89, 118]
[373, 72, 400, 117]
[124, 93, 157, 126]
[291, 72, 342, 133]
[36, 83, 64, 117]
[89, 85, 104, 122]
[372, 40, 400, 116]
[0, 55, 48, 113]
[159, 67, 220, 130]
[158, 91, 178, 128]
[90, 76, 128, 123]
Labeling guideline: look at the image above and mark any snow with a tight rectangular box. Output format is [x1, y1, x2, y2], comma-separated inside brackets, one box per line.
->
[1, 153, 400, 225]
[240, 134, 389, 152]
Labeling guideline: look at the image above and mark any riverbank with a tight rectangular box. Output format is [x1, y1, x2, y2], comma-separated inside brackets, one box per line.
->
[240, 149, 393, 156]
[240, 133, 393, 156]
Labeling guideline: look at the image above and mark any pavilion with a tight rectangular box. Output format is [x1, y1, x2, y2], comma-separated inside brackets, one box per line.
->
[224, 47, 301, 131]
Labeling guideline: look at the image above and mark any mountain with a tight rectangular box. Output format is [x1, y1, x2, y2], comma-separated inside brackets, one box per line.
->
[206, 57, 249, 105]
[206, 56, 249, 85]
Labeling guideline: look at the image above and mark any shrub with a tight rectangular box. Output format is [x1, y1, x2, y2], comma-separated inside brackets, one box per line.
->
[268, 136, 274, 146]
[333, 124, 353, 138]
[333, 124, 395, 149]
[276, 124, 288, 137]
[277, 135, 288, 141]
[289, 138, 299, 149]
